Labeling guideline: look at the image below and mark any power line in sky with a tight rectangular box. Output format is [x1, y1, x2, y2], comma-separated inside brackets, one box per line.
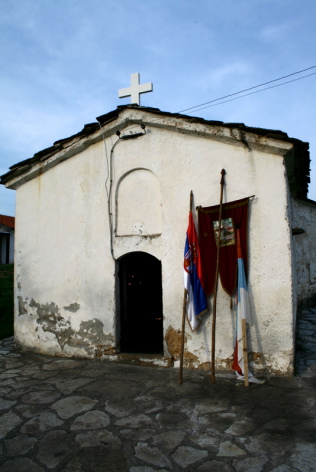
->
[177, 66, 316, 114]
[187, 72, 316, 114]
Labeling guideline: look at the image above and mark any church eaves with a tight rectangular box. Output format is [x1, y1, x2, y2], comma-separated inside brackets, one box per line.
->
[0, 105, 310, 200]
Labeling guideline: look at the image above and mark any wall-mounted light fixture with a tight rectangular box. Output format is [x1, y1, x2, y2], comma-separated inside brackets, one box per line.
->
[116, 124, 146, 141]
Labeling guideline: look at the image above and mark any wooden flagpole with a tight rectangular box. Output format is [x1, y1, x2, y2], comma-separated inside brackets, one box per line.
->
[242, 319, 249, 387]
[179, 191, 193, 385]
[211, 169, 226, 384]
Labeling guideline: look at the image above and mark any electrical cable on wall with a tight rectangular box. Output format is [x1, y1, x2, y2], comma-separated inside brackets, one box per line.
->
[98, 123, 147, 261]
[98, 123, 110, 200]
[97, 65, 315, 258]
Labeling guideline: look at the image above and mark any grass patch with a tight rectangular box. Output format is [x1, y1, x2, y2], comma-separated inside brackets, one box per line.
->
[0, 264, 14, 340]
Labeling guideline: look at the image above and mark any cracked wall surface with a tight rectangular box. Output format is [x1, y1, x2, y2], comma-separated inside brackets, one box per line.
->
[16, 296, 115, 358]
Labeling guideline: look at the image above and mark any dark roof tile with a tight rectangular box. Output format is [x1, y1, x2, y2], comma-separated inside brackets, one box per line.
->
[0, 215, 15, 229]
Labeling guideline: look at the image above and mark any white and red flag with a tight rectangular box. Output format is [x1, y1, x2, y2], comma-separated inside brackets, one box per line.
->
[232, 229, 251, 376]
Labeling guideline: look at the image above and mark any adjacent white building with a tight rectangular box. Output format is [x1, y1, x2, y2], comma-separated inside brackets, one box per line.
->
[1, 105, 315, 374]
[0, 215, 15, 264]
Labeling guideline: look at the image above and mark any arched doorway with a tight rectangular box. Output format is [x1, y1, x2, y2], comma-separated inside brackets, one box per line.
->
[118, 252, 163, 354]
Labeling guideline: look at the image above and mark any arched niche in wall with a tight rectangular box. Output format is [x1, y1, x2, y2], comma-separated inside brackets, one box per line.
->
[116, 168, 162, 236]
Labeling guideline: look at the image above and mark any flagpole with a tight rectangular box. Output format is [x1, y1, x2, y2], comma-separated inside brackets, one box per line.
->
[211, 169, 226, 384]
[179, 191, 193, 385]
[242, 319, 249, 387]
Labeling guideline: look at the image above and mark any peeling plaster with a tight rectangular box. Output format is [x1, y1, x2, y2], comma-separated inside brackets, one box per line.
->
[64, 303, 80, 312]
[27, 299, 113, 356]
[197, 362, 212, 371]
[165, 326, 183, 361]
[165, 326, 198, 368]
[18, 296, 28, 316]
[164, 325, 270, 372]
[29, 299, 74, 350]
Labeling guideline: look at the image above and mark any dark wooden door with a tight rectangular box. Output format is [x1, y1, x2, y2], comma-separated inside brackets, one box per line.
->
[119, 252, 163, 354]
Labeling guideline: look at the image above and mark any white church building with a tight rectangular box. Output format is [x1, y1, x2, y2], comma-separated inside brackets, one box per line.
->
[1, 94, 316, 375]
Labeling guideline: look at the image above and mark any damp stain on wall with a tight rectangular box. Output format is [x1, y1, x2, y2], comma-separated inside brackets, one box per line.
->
[164, 325, 198, 368]
[18, 296, 28, 316]
[25, 298, 113, 356]
[64, 303, 80, 312]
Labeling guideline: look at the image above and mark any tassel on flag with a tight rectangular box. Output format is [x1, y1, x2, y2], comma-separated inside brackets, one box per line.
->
[232, 229, 251, 378]
[183, 212, 208, 331]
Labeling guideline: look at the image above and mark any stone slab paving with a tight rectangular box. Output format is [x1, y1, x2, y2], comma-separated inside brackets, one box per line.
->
[0, 308, 315, 471]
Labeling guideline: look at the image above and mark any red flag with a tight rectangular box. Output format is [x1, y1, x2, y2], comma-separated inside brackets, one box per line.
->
[198, 198, 249, 297]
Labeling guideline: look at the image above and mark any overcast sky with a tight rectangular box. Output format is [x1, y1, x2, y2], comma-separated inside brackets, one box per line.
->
[1, 0, 316, 216]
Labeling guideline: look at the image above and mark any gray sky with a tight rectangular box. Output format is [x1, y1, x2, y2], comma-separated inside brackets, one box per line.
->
[1, 0, 316, 216]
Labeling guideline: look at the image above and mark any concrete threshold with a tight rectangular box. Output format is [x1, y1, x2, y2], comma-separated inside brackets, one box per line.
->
[99, 351, 172, 367]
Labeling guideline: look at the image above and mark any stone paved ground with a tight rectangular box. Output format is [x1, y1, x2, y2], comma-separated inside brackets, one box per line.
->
[0, 308, 315, 472]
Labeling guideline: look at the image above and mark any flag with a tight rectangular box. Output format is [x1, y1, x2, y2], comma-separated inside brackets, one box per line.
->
[198, 198, 249, 297]
[232, 229, 251, 375]
[184, 211, 208, 331]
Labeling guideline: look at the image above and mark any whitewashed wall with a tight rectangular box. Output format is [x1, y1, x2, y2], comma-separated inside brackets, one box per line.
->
[12, 108, 297, 374]
[14, 142, 116, 357]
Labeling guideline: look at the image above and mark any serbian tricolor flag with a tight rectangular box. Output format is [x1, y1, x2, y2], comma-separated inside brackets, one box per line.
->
[232, 229, 251, 375]
[184, 212, 208, 331]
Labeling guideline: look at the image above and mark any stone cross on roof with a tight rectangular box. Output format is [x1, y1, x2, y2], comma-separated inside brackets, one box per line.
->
[118, 73, 153, 105]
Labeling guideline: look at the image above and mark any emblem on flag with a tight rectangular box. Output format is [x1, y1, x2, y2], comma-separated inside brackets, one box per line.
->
[213, 217, 235, 247]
